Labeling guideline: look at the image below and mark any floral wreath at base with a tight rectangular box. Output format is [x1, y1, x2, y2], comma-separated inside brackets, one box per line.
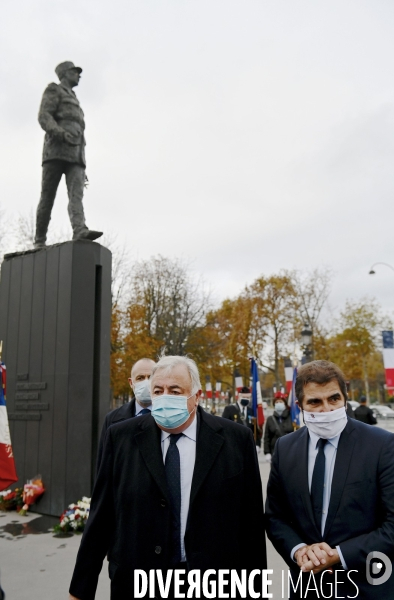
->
[53, 497, 91, 534]
[0, 488, 24, 511]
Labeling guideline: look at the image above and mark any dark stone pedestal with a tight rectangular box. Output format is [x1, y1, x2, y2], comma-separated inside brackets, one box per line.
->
[0, 241, 112, 516]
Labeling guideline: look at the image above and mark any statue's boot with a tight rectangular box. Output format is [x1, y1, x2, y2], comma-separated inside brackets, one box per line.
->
[34, 209, 50, 249]
[34, 241, 47, 250]
[73, 229, 103, 242]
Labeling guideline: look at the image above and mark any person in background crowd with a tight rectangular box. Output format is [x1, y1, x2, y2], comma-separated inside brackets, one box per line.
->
[263, 391, 293, 463]
[222, 385, 251, 425]
[354, 395, 377, 425]
[221, 386, 263, 449]
[69, 355, 266, 600]
[96, 357, 156, 471]
[266, 360, 394, 599]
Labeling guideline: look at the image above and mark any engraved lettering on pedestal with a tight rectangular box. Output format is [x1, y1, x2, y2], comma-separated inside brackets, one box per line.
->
[8, 413, 42, 421]
[17, 373, 29, 381]
[16, 383, 47, 391]
[15, 402, 50, 411]
[15, 392, 40, 401]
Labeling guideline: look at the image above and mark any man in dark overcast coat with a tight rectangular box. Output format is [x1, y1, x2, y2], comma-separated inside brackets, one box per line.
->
[70, 356, 266, 600]
[96, 357, 155, 472]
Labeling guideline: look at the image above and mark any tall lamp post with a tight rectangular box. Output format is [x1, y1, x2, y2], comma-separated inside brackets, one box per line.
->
[369, 262, 394, 275]
[301, 323, 313, 363]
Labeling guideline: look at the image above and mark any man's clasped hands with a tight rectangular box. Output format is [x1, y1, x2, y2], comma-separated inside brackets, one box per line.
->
[295, 543, 340, 574]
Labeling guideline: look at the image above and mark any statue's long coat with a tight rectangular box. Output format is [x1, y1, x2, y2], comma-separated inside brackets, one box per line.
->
[38, 82, 86, 167]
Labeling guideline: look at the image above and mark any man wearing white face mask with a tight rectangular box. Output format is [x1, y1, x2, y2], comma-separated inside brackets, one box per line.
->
[96, 357, 155, 473]
[266, 360, 394, 599]
[69, 355, 266, 600]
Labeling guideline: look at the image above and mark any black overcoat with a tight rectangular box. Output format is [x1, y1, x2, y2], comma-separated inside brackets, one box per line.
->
[96, 399, 136, 473]
[70, 407, 267, 599]
[263, 409, 293, 455]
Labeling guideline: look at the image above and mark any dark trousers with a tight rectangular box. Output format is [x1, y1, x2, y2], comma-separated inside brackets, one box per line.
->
[35, 160, 88, 244]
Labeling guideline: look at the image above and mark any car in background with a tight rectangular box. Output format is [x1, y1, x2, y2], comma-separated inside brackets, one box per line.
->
[348, 400, 360, 411]
[371, 405, 394, 419]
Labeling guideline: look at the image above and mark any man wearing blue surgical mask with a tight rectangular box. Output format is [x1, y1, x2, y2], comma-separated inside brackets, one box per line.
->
[266, 360, 394, 599]
[96, 357, 155, 473]
[69, 355, 266, 600]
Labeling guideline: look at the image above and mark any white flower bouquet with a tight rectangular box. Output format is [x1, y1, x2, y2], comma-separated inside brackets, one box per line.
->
[53, 496, 91, 534]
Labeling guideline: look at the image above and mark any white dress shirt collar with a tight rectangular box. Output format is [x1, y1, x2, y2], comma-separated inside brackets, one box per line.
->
[160, 412, 198, 443]
[308, 428, 341, 450]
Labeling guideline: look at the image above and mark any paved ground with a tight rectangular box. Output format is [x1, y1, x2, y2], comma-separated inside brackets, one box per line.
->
[0, 510, 111, 599]
[1, 452, 285, 599]
[1, 418, 392, 599]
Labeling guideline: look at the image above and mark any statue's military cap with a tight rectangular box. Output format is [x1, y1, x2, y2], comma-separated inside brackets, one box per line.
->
[55, 61, 82, 81]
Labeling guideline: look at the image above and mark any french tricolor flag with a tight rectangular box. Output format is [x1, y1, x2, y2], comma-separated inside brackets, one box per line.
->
[250, 358, 264, 426]
[382, 331, 394, 393]
[205, 375, 212, 399]
[215, 381, 221, 400]
[284, 358, 293, 395]
[0, 362, 18, 491]
[234, 369, 243, 394]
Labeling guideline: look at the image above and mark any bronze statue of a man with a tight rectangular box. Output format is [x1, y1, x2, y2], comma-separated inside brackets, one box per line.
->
[34, 61, 102, 249]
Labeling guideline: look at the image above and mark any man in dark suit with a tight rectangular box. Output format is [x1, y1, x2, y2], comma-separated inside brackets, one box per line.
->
[266, 360, 394, 599]
[354, 395, 377, 425]
[222, 387, 262, 449]
[96, 357, 155, 471]
[70, 355, 266, 600]
[222, 386, 251, 425]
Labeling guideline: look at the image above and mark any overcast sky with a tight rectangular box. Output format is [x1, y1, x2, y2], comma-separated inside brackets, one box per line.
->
[1, 0, 394, 318]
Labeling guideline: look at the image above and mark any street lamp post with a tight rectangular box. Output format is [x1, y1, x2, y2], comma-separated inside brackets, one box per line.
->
[369, 262, 394, 275]
[301, 323, 313, 363]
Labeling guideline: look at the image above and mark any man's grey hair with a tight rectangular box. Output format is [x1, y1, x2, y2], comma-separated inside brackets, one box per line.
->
[150, 355, 201, 394]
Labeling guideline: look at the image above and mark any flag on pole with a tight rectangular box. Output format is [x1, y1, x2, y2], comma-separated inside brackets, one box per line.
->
[0, 362, 18, 491]
[250, 358, 264, 426]
[289, 366, 300, 429]
[234, 369, 243, 400]
[382, 331, 394, 394]
[205, 375, 212, 399]
[234, 369, 243, 393]
[215, 381, 221, 400]
[284, 358, 293, 395]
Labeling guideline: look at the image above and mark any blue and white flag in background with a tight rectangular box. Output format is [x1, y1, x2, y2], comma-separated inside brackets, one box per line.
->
[250, 358, 264, 426]
[289, 366, 300, 429]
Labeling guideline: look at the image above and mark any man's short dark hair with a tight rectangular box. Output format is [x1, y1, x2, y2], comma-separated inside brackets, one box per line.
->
[295, 360, 348, 406]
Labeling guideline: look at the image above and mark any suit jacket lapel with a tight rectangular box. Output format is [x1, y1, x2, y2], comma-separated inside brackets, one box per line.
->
[298, 427, 322, 540]
[323, 419, 357, 538]
[134, 417, 170, 502]
[189, 409, 224, 507]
